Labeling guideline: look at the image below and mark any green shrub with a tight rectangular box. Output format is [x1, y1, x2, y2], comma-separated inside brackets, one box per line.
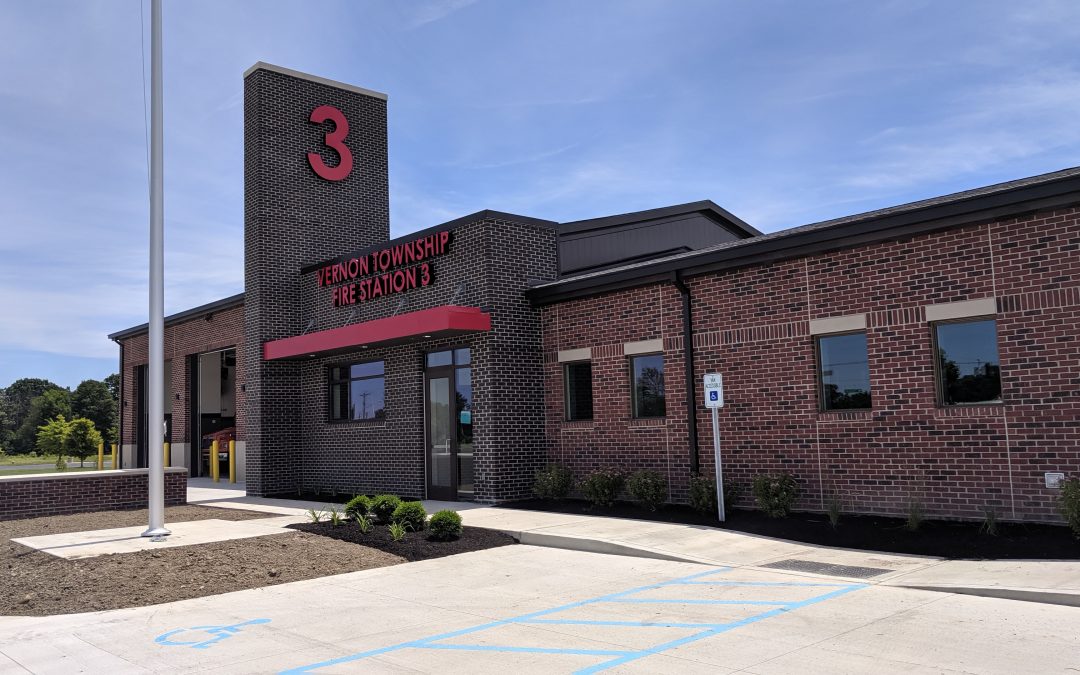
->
[392, 501, 427, 531]
[904, 499, 925, 532]
[723, 480, 742, 512]
[689, 475, 742, 515]
[327, 508, 344, 527]
[355, 513, 374, 534]
[751, 473, 798, 518]
[689, 474, 717, 514]
[306, 508, 324, 524]
[826, 494, 843, 530]
[626, 469, 667, 511]
[429, 510, 464, 540]
[388, 522, 408, 542]
[1059, 478, 1080, 538]
[580, 468, 624, 507]
[979, 506, 998, 537]
[344, 495, 372, 519]
[370, 494, 402, 524]
[534, 463, 574, 500]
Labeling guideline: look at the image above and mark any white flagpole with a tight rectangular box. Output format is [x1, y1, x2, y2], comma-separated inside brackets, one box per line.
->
[143, 0, 169, 538]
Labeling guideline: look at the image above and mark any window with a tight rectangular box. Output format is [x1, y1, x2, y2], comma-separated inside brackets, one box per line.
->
[564, 361, 593, 421]
[630, 354, 665, 418]
[329, 360, 385, 421]
[934, 319, 1002, 405]
[816, 332, 872, 410]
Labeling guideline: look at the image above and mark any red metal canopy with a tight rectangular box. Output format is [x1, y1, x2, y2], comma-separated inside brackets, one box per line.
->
[263, 305, 491, 361]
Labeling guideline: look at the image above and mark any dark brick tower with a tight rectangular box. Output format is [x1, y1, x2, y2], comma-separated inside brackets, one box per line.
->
[243, 63, 390, 496]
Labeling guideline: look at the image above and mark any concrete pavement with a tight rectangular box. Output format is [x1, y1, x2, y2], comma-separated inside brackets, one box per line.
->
[1, 545, 1078, 674]
[186, 479, 1080, 606]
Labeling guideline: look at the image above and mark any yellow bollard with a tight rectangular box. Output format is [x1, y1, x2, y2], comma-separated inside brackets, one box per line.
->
[97, 442, 104, 470]
[211, 440, 220, 482]
[111, 443, 117, 470]
[164, 441, 171, 468]
[228, 440, 236, 484]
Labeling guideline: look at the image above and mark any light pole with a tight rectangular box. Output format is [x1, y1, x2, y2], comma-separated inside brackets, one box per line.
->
[142, 0, 169, 538]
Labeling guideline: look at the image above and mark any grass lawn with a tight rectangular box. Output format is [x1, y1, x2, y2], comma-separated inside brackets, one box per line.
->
[0, 454, 113, 468]
[0, 466, 99, 476]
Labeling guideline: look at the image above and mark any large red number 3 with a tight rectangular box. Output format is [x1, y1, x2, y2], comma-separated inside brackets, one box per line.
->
[307, 105, 353, 181]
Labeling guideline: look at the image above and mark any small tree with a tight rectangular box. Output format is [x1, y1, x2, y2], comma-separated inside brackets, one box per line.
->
[36, 415, 70, 471]
[66, 418, 102, 467]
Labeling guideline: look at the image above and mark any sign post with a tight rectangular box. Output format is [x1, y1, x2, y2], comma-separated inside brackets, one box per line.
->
[703, 373, 725, 522]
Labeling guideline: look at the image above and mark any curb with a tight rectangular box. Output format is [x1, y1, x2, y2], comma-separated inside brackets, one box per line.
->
[498, 529, 710, 565]
[895, 585, 1080, 608]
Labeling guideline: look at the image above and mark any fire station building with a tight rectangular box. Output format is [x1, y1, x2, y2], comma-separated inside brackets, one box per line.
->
[109, 63, 1080, 523]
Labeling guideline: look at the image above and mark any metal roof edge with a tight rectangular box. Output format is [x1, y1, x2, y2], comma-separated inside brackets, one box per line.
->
[108, 293, 245, 341]
[556, 200, 761, 238]
[527, 168, 1080, 306]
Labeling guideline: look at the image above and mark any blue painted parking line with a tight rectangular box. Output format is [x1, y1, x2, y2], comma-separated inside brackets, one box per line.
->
[279, 567, 865, 674]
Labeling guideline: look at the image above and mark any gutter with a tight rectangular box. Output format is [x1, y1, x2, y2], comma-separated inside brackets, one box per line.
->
[670, 273, 699, 474]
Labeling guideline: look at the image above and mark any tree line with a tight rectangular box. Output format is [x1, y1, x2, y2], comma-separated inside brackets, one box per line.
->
[0, 376, 119, 464]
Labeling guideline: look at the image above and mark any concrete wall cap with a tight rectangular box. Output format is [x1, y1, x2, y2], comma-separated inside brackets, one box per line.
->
[809, 313, 867, 335]
[0, 468, 188, 484]
[623, 339, 663, 356]
[558, 348, 592, 362]
[926, 297, 997, 322]
[243, 62, 388, 101]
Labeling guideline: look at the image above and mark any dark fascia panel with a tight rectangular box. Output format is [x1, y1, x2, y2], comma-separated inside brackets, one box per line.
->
[300, 210, 558, 275]
[107, 292, 245, 341]
[556, 200, 762, 239]
[527, 167, 1080, 306]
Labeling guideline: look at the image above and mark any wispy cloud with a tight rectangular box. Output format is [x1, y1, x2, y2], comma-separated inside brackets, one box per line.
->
[405, 0, 479, 28]
[841, 69, 1080, 190]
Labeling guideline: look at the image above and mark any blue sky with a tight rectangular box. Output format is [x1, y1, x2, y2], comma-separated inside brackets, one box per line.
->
[1, 0, 1079, 389]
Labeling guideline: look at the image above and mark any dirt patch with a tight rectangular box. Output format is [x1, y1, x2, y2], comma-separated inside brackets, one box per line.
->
[503, 499, 1080, 560]
[2, 506, 513, 617]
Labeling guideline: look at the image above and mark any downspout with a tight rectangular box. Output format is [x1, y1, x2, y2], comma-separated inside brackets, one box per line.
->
[671, 272, 699, 474]
[112, 337, 124, 469]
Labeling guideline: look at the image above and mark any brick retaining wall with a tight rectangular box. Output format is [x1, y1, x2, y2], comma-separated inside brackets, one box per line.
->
[0, 468, 187, 521]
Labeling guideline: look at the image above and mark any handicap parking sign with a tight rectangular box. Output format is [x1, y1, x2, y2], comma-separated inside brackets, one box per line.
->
[703, 373, 724, 408]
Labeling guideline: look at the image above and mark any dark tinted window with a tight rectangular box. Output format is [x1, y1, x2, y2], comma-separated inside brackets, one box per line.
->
[330, 360, 385, 421]
[426, 350, 452, 368]
[564, 361, 593, 421]
[631, 354, 665, 418]
[817, 333, 872, 410]
[935, 319, 1001, 405]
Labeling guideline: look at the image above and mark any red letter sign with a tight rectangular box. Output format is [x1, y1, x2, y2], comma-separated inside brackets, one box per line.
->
[307, 105, 353, 181]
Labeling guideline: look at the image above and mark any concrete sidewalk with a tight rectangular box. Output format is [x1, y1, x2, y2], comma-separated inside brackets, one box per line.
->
[188, 480, 1080, 607]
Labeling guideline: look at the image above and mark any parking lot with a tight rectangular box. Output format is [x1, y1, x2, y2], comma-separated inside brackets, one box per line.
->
[2, 544, 1079, 674]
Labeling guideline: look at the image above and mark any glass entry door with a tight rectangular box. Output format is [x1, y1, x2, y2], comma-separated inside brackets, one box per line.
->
[425, 348, 473, 500]
[426, 369, 455, 500]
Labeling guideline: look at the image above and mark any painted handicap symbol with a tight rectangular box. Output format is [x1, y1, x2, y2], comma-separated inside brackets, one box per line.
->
[709, 391, 719, 401]
[155, 618, 271, 650]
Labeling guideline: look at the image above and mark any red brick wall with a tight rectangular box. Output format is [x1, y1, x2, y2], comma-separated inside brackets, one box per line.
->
[543, 206, 1080, 523]
[119, 303, 245, 448]
[0, 469, 187, 521]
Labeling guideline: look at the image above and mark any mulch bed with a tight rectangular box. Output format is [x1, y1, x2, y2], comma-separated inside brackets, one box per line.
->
[288, 521, 515, 560]
[1, 506, 512, 617]
[502, 498, 1080, 560]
